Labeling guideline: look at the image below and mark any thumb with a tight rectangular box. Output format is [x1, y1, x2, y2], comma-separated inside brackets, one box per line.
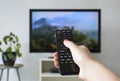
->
[63, 39, 78, 51]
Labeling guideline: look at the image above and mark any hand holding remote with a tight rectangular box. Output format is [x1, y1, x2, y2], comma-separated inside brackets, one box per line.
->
[54, 39, 95, 78]
[54, 39, 120, 81]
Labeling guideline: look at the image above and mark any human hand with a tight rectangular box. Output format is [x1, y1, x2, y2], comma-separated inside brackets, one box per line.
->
[53, 39, 96, 80]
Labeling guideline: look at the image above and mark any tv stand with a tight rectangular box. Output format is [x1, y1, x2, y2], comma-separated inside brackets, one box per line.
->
[39, 58, 83, 81]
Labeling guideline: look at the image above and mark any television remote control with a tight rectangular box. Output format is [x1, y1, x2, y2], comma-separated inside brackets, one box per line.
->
[56, 30, 79, 75]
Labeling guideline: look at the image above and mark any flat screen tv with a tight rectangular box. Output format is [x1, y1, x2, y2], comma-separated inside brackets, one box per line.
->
[30, 9, 101, 53]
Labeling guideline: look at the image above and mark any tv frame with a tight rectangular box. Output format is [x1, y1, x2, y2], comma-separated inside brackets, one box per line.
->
[29, 9, 101, 53]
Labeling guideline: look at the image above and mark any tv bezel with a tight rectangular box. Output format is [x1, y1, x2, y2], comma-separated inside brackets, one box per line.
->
[29, 9, 101, 53]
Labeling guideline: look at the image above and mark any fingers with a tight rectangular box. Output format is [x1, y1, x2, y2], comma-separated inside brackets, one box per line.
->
[53, 52, 59, 68]
[63, 39, 77, 49]
[63, 39, 79, 53]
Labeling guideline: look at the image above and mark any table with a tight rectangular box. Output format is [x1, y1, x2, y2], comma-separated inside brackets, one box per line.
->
[0, 64, 23, 81]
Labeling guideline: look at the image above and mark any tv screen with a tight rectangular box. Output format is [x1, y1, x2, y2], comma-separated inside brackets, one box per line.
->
[30, 9, 101, 53]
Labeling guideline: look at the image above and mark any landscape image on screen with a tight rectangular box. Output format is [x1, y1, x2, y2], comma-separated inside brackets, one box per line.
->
[30, 10, 100, 52]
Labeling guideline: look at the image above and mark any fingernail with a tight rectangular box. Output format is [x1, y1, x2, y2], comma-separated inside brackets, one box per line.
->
[64, 39, 69, 42]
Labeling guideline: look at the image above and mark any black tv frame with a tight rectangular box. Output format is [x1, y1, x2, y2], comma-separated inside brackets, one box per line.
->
[29, 9, 101, 53]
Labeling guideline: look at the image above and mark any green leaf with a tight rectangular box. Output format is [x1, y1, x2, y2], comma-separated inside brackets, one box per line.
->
[16, 43, 21, 49]
[3, 36, 9, 45]
[10, 32, 15, 37]
[0, 48, 4, 53]
[13, 41, 15, 43]
[8, 53, 14, 59]
[0, 41, 2, 45]
[6, 47, 12, 53]
[16, 49, 19, 54]
[9, 37, 13, 41]
[15, 36, 19, 42]
[18, 53, 22, 57]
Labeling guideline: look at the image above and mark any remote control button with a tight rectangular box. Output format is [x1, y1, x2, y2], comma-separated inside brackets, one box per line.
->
[69, 61, 73, 64]
[61, 59, 65, 61]
[59, 50, 65, 52]
[64, 55, 68, 58]
[60, 62, 64, 64]
[66, 58, 71, 61]
[60, 56, 63, 58]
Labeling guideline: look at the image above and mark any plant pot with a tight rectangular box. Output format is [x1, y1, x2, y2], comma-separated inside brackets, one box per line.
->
[2, 52, 16, 66]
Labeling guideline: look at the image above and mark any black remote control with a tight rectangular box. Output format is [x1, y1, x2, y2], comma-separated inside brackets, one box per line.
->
[56, 30, 79, 75]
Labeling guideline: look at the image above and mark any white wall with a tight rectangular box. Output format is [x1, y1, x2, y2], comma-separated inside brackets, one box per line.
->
[0, 0, 120, 81]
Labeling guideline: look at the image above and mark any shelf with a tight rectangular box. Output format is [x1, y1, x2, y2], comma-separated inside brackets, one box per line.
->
[42, 72, 78, 77]
[40, 58, 82, 81]
[40, 58, 53, 61]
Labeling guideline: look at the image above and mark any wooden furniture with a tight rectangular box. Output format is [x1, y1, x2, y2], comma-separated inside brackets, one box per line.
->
[0, 64, 23, 81]
[40, 58, 83, 81]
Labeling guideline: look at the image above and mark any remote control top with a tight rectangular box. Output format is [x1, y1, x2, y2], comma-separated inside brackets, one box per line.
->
[56, 30, 79, 75]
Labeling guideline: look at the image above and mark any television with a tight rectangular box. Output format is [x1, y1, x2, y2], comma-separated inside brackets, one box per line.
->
[30, 9, 101, 53]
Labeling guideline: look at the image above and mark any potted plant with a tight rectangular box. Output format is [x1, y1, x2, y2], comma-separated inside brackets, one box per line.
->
[0, 32, 22, 66]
